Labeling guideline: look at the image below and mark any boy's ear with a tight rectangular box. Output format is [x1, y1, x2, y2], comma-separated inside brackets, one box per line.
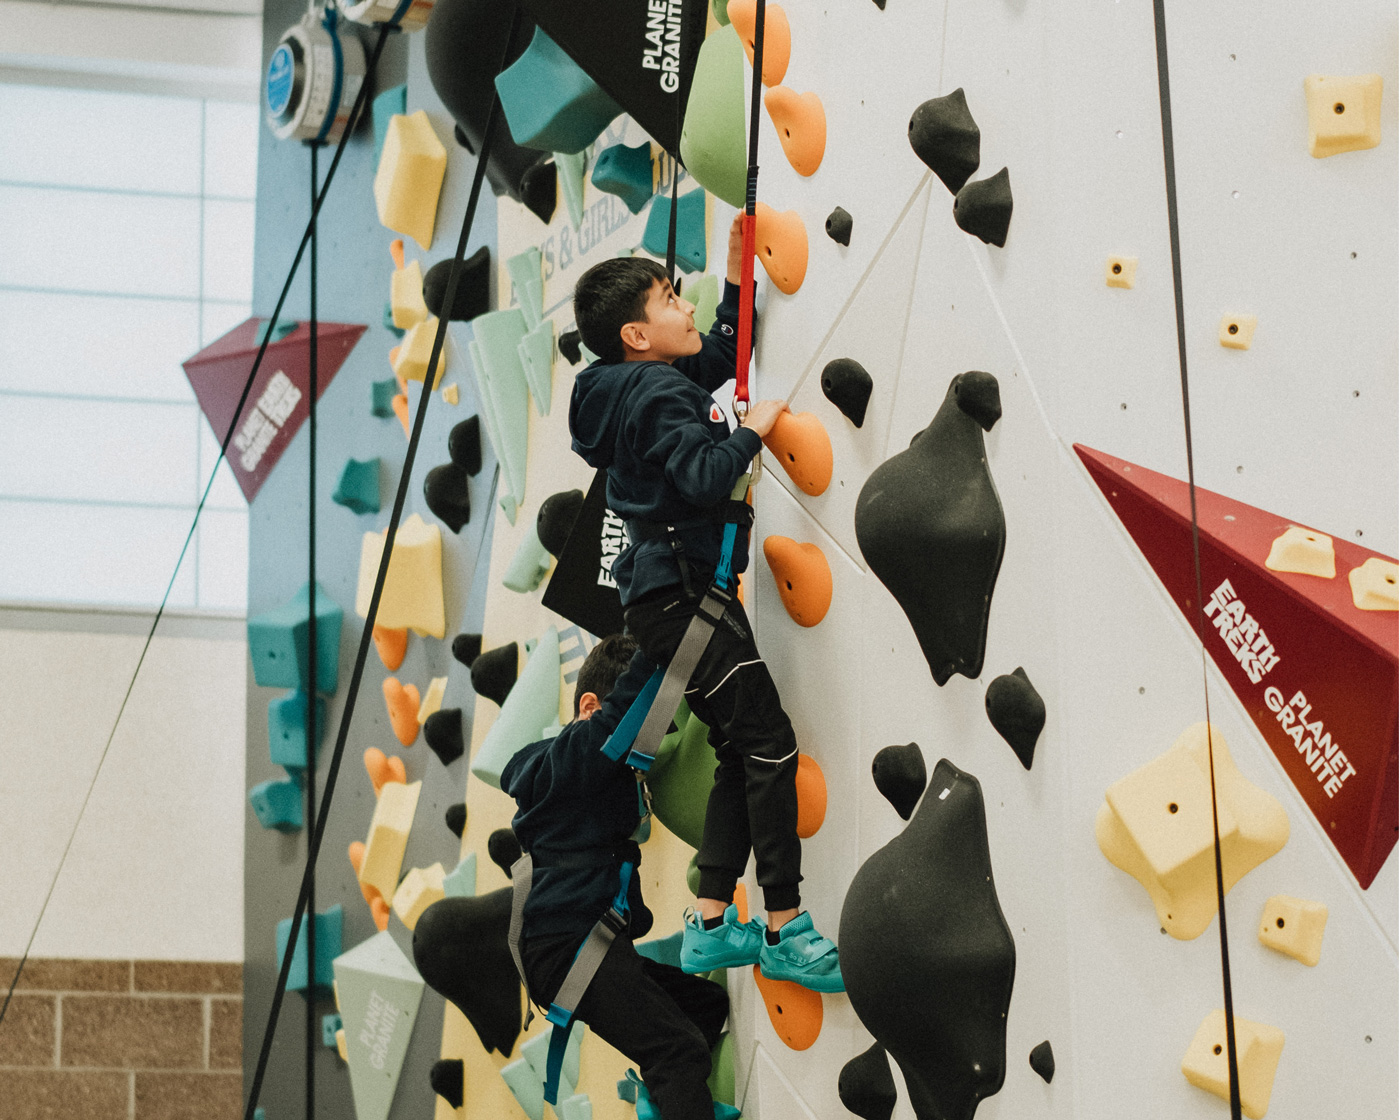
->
[577, 691, 603, 720]
[619, 321, 651, 354]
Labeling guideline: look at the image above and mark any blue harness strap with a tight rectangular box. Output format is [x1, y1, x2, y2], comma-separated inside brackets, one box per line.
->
[601, 669, 664, 763]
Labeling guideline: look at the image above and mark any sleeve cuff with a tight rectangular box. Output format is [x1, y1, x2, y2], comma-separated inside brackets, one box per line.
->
[721, 280, 742, 308]
[731, 426, 762, 458]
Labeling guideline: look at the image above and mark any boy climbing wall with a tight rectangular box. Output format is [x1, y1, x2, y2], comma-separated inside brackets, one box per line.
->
[566, 216, 842, 992]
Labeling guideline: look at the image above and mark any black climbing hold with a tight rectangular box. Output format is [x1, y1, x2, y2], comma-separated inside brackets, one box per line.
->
[537, 489, 586, 558]
[839, 758, 1015, 1120]
[520, 159, 559, 224]
[952, 368, 1002, 431]
[424, 464, 472, 533]
[839, 1042, 897, 1120]
[1029, 1040, 1054, 1084]
[431, 1058, 465, 1108]
[449, 415, 483, 476]
[985, 667, 1044, 771]
[872, 742, 926, 820]
[452, 632, 484, 668]
[424, 708, 465, 767]
[558, 329, 583, 366]
[424, 246, 492, 322]
[953, 168, 1013, 248]
[821, 358, 872, 428]
[825, 206, 853, 247]
[413, 888, 522, 1056]
[452, 122, 475, 154]
[855, 373, 1006, 685]
[445, 802, 467, 839]
[908, 88, 980, 194]
[471, 643, 518, 707]
[425, 0, 548, 204]
[871, 0, 886, 9]
[488, 827, 522, 877]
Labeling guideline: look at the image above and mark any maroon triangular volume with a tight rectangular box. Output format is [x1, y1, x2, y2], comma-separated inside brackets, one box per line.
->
[182, 319, 366, 502]
[1076, 443, 1398, 889]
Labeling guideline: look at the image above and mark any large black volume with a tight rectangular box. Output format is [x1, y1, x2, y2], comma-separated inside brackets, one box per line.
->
[839, 1041, 898, 1120]
[854, 372, 1005, 685]
[839, 758, 1015, 1120]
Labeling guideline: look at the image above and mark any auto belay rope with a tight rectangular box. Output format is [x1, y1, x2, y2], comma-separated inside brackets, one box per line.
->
[733, 0, 766, 420]
[1151, 2, 1241, 1117]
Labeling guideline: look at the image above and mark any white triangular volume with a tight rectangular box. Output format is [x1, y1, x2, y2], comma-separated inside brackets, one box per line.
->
[333, 931, 425, 1120]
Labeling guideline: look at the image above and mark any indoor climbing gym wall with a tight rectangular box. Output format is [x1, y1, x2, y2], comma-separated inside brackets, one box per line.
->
[239, 0, 1397, 1119]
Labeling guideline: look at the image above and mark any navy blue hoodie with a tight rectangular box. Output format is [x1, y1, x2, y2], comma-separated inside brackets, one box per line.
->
[569, 282, 761, 605]
[500, 651, 657, 942]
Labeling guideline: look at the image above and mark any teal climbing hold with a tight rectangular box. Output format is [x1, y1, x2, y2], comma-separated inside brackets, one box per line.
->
[381, 302, 405, 338]
[249, 776, 302, 831]
[322, 1013, 343, 1048]
[275, 905, 343, 993]
[267, 689, 327, 771]
[680, 26, 746, 208]
[246, 582, 343, 693]
[560, 1093, 593, 1120]
[332, 458, 381, 515]
[471, 626, 560, 790]
[518, 320, 555, 416]
[643, 190, 707, 274]
[591, 142, 654, 214]
[469, 308, 530, 519]
[522, 1019, 584, 1102]
[556, 149, 589, 230]
[373, 84, 407, 160]
[504, 520, 554, 593]
[495, 27, 621, 154]
[371, 377, 398, 418]
[502, 1057, 546, 1120]
[443, 851, 478, 898]
[506, 248, 544, 331]
[689, 274, 720, 333]
[635, 930, 684, 969]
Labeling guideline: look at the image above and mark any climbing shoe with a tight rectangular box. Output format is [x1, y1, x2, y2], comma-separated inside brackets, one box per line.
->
[757, 912, 844, 992]
[680, 905, 764, 973]
[628, 1070, 742, 1120]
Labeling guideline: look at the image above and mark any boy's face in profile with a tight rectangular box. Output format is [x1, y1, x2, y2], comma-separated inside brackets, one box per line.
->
[622, 278, 701, 364]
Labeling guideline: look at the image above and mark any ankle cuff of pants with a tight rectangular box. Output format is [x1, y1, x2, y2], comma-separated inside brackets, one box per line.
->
[761, 884, 801, 913]
[696, 870, 739, 906]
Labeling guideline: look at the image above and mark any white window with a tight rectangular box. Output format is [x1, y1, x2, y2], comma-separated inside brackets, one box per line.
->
[0, 84, 258, 612]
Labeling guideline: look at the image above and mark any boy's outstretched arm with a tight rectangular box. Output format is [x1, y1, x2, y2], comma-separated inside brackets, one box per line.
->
[674, 215, 752, 394]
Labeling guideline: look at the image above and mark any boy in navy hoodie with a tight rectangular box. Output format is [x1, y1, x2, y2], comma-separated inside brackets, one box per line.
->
[567, 217, 841, 992]
[501, 635, 730, 1120]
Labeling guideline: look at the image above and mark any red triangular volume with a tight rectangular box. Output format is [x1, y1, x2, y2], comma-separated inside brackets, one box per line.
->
[518, 0, 708, 156]
[1076, 444, 1398, 889]
[182, 319, 366, 503]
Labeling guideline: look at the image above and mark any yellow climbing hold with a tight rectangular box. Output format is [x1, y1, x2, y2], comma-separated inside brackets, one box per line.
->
[1304, 74, 1383, 158]
[1348, 556, 1398, 611]
[356, 513, 445, 638]
[1258, 894, 1327, 966]
[374, 110, 447, 250]
[1264, 525, 1335, 579]
[1181, 1009, 1284, 1120]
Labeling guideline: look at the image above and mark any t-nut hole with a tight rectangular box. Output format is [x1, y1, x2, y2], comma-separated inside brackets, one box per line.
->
[1276, 917, 1286, 928]
[1334, 102, 1346, 114]
[1168, 802, 1179, 814]
[785, 580, 793, 590]
[1228, 323, 1239, 335]
[1112, 262, 1123, 274]
[765, 247, 773, 257]
[1387, 575, 1396, 585]
[787, 452, 795, 462]
[1213, 1044, 1223, 1056]
[784, 129, 791, 138]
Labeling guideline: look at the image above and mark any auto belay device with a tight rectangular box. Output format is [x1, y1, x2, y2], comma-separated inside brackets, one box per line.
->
[265, 2, 367, 144]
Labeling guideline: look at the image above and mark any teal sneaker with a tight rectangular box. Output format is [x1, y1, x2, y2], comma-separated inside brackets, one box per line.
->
[758, 912, 844, 992]
[628, 1070, 742, 1120]
[680, 905, 764, 973]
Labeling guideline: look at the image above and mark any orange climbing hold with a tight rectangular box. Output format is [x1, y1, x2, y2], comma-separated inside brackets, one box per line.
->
[753, 202, 808, 295]
[369, 895, 390, 931]
[373, 624, 409, 671]
[383, 677, 422, 746]
[391, 393, 411, 438]
[363, 747, 408, 795]
[347, 845, 393, 934]
[763, 536, 832, 627]
[795, 753, 828, 838]
[764, 87, 826, 176]
[733, 882, 749, 923]
[762, 410, 832, 496]
[726, 0, 790, 87]
[752, 965, 823, 1050]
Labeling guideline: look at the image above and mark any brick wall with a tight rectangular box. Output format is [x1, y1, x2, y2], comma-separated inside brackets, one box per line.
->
[0, 959, 241, 1120]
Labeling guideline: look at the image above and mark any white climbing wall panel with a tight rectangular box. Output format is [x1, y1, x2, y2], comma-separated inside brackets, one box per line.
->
[411, 0, 1397, 1115]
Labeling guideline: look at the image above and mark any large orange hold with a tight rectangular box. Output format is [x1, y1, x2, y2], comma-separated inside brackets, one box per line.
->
[733, 882, 749, 923]
[794, 753, 828, 838]
[752, 965, 823, 1050]
[383, 677, 421, 746]
[726, 0, 790, 86]
[763, 536, 832, 627]
[391, 392, 411, 438]
[373, 624, 409, 671]
[762, 410, 832, 496]
[363, 747, 408, 794]
[764, 87, 826, 176]
[753, 202, 808, 295]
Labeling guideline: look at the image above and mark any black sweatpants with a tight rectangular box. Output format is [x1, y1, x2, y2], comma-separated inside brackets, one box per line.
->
[522, 931, 729, 1120]
[625, 586, 803, 912]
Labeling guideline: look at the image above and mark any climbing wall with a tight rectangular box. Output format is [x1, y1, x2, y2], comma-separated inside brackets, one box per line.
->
[244, 0, 1396, 1117]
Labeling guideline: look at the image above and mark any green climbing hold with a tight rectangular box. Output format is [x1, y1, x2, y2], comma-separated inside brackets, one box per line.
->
[371, 377, 398, 418]
[332, 458, 381, 515]
[680, 26, 746, 208]
[688, 274, 720, 333]
[556, 149, 589, 230]
[503, 520, 553, 593]
[643, 190, 707, 274]
[518, 319, 555, 415]
[647, 701, 718, 849]
[708, 1033, 736, 1106]
[471, 626, 560, 789]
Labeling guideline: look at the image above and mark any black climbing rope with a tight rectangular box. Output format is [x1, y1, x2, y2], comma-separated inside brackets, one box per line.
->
[305, 136, 321, 1120]
[1151, 2, 1241, 1116]
[241, 9, 524, 1118]
[0, 20, 395, 1035]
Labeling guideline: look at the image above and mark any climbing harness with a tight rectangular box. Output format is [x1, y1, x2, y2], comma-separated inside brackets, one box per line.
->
[507, 842, 640, 1103]
[599, 476, 751, 772]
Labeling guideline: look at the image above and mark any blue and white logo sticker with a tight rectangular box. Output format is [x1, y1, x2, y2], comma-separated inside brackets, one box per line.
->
[266, 44, 295, 117]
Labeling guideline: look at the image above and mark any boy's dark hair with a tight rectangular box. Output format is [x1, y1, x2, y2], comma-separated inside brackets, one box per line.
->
[574, 633, 639, 717]
[572, 257, 669, 364]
